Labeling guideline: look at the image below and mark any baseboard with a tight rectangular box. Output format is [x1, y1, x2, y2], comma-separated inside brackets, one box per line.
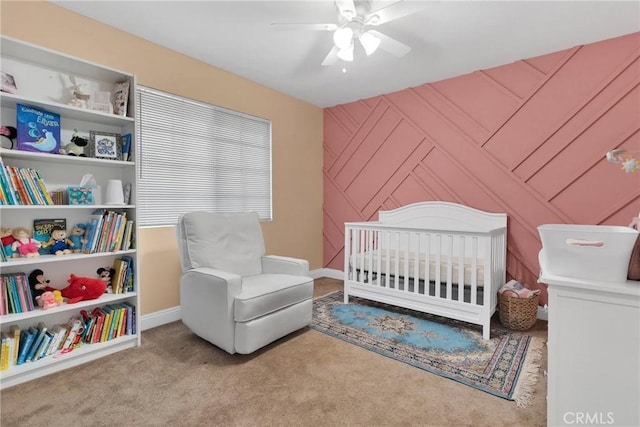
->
[140, 306, 181, 331]
[140, 274, 548, 328]
[537, 306, 548, 321]
[309, 268, 343, 280]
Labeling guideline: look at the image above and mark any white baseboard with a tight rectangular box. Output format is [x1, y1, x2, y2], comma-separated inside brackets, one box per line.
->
[537, 306, 548, 321]
[309, 268, 343, 280]
[140, 272, 548, 328]
[140, 306, 181, 331]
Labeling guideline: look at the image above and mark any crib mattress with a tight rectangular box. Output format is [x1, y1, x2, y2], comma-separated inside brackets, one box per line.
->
[350, 250, 485, 287]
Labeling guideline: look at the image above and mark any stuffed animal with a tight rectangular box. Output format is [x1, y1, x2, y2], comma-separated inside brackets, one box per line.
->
[97, 267, 116, 294]
[40, 291, 62, 310]
[68, 224, 87, 253]
[53, 274, 106, 303]
[59, 129, 88, 156]
[28, 268, 50, 306]
[11, 227, 40, 257]
[42, 227, 73, 255]
[1, 227, 17, 258]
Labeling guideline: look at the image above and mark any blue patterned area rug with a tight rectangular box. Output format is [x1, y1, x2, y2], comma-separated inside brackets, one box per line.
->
[310, 291, 543, 408]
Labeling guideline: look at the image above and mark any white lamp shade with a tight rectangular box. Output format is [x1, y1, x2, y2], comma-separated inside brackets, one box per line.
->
[336, 44, 354, 62]
[333, 27, 354, 50]
[359, 31, 381, 55]
[105, 179, 125, 205]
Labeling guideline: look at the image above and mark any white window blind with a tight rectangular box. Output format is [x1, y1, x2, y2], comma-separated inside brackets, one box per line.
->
[136, 86, 272, 226]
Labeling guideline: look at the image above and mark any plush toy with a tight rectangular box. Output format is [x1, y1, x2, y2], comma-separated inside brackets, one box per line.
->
[42, 227, 73, 255]
[52, 274, 106, 303]
[40, 291, 62, 310]
[28, 268, 50, 306]
[1, 227, 17, 258]
[97, 267, 116, 294]
[11, 227, 40, 257]
[59, 129, 88, 156]
[68, 224, 87, 253]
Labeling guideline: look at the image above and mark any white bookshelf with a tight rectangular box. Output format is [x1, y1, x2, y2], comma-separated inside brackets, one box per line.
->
[0, 35, 140, 389]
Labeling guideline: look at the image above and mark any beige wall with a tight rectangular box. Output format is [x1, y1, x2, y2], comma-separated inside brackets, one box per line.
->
[1, 1, 324, 315]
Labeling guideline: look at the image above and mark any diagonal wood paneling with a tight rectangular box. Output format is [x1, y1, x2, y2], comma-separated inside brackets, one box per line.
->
[323, 32, 640, 297]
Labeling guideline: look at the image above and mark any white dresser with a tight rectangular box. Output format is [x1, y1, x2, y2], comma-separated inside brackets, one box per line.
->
[541, 273, 640, 427]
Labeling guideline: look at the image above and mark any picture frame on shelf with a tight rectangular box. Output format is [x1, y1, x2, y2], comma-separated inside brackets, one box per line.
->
[89, 131, 122, 160]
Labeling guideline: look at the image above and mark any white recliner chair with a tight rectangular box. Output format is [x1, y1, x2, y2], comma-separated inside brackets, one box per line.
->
[176, 211, 314, 354]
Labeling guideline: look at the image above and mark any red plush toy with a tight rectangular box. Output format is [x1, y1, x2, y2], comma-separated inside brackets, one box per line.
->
[50, 274, 106, 304]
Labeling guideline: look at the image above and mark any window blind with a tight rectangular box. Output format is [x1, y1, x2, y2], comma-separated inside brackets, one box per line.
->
[136, 86, 272, 226]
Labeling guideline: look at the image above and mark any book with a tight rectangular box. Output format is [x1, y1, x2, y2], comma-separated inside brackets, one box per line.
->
[16, 103, 61, 154]
[9, 325, 20, 366]
[46, 324, 68, 357]
[121, 133, 132, 161]
[33, 218, 67, 255]
[61, 318, 83, 353]
[0, 332, 11, 371]
[17, 328, 36, 365]
[26, 322, 48, 362]
[33, 331, 54, 361]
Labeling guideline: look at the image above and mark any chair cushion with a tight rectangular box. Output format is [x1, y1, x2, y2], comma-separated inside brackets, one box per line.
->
[234, 274, 313, 322]
[178, 211, 265, 277]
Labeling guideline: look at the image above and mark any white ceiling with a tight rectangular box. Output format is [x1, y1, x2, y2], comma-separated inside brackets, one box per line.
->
[53, 0, 640, 108]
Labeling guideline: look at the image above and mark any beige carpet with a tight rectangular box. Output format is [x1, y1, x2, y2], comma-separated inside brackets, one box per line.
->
[0, 278, 548, 426]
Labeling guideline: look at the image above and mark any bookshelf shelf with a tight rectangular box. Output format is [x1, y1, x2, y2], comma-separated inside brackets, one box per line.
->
[0, 335, 138, 389]
[0, 292, 137, 323]
[0, 92, 135, 126]
[0, 35, 140, 389]
[0, 148, 135, 168]
[1, 249, 136, 268]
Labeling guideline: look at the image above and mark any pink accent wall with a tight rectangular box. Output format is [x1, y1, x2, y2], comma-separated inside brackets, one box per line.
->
[323, 32, 640, 299]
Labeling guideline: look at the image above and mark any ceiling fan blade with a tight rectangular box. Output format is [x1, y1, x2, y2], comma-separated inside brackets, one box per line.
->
[321, 46, 339, 66]
[270, 23, 337, 31]
[367, 0, 428, 26]
[335, 0, 356, 20]
[367, 30, 411, 57]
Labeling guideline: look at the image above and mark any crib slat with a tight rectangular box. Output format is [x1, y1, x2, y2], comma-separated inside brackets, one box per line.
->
[435, 234, 441, 298]
[446, 234, 453, 300]
[458, 235, 465, 302]
[414, 232, 420, 295]
[385, 230, 391, 289]
[403, 231, 410, 292]
[394, 231, 400, 290]
[471, 236, 478, 305]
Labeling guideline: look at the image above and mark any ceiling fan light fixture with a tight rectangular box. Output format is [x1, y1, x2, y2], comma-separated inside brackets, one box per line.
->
[359, 31, 381, 55]
[333, 27, 354, 49]
[336, 44, 354, 62]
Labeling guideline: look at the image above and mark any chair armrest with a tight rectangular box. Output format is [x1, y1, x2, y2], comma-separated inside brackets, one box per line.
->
[180, 267, 242, 354]
[261, 255, 310, 276]
[182, 267, 242, 297]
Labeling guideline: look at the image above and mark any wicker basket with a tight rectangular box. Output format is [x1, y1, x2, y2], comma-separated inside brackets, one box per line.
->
[498, 292, 539, 331]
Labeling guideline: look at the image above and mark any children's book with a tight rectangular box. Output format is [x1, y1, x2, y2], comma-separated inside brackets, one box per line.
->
[33, 218, 67, 255]
[17, 328, 36, 365]
[16, 104, 61, 154]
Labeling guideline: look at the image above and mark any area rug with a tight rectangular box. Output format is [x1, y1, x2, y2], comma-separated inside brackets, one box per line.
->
[310, 291, 543, 408]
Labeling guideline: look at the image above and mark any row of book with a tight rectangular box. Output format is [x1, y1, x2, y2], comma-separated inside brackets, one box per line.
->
[0, 303, 136, 370]
[0, 273, 35, 316]
[83, 209, 134, 254]
[0, 157, 53, 205]
[112, 255, 135, 294]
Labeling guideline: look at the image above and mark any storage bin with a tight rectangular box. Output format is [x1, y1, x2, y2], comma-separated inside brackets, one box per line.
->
[498, 292, 539, 331]
[538, 224, 638, 283]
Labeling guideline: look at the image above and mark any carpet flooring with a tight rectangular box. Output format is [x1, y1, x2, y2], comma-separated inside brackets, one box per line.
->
[0, 278, 548, 426]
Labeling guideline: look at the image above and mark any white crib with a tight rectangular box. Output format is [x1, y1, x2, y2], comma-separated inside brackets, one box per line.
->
[344, 202, 507, 339]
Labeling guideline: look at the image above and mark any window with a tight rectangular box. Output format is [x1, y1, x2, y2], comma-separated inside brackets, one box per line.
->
[136, 86, 272, 226]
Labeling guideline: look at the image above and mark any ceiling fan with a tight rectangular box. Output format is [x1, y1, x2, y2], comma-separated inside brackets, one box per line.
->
[271, 0, 426, 67]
